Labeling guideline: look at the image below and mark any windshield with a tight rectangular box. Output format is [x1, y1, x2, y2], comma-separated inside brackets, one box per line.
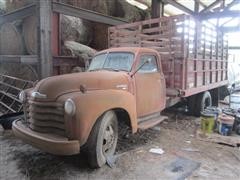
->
[88, 52, 134, 72]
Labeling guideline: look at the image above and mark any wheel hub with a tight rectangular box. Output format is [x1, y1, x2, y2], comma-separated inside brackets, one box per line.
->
[103, 124, 115, 153]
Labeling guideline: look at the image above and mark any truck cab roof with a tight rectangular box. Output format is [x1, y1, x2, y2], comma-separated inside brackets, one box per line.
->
[96, 47, 159, 56]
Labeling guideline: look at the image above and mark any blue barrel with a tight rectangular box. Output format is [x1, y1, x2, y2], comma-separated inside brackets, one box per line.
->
[218, 114, 235, 136]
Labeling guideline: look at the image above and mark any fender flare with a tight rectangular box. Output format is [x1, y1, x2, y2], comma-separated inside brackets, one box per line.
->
[59, 90, 137, 145]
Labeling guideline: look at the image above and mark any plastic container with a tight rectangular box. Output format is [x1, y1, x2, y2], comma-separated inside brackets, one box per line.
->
[204, 107, 222, 130]
[206, 106, 222, 118]
[217, 114, 235, 136]
[222, 108, 240, 135]
[222, 108, 236, 117]
[200, 111, 216, 134]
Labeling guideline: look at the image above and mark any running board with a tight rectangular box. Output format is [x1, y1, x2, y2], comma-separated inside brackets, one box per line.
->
[138, 115, 168, 130]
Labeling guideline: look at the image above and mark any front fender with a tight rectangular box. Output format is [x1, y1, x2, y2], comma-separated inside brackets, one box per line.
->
[58, 90, 137, 145]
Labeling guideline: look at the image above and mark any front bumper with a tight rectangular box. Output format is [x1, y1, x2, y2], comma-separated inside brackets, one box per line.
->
[12, 120, 80, 155]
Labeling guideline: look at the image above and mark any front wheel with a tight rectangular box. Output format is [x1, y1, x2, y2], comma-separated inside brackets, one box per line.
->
[86, 110, 118, 168]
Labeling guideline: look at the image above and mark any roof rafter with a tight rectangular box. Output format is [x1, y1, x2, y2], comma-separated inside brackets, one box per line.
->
[200, 0, 223, 13]
[221, 26, 240, 33]
[162, 0, 194, 15]
[200, 10, 240, 19]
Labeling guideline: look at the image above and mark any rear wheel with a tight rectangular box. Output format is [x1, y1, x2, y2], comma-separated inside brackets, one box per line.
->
[86, 110, 118, 168]
[195, 91, 212, 116]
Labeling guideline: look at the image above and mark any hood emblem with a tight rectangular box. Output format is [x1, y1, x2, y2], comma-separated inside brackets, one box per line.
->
[116, 84, 128, 90]
[31, 92, 47, 98]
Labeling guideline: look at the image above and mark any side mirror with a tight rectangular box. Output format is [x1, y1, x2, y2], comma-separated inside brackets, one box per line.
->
[130, 59, 150, 78]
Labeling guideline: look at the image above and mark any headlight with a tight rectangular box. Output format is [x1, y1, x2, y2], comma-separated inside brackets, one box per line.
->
[19, 91, 26, 103]
[64, 99, 76, 116]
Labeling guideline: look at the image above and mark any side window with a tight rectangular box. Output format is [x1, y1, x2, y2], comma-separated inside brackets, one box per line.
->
[138, 55, 158, 73]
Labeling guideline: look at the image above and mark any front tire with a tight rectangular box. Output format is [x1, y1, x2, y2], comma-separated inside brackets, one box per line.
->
[86, 110, 118, 168]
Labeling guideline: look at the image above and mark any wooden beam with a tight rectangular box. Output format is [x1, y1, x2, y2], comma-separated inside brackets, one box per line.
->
[219, 17, 234, 27]
[0, 3, 36, 26]
[229, 46, 240, 49]
[52, 2, 127, 26]
[200, 0, 222, 13]
[163, 0, 194, 15]
[0, 55, 38, 64]
[194, 0, 200, 13]
[200, 10, 240, 19]
[53, 56, 83, 67]
[37, 0, 53, 78]
[221, 26, 240, 33]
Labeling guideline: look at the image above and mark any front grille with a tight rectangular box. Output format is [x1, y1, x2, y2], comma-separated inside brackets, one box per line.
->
[24, 99, 65, 136]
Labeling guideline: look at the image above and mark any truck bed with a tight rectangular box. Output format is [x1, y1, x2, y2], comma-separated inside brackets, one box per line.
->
[108, 15, 228, 97]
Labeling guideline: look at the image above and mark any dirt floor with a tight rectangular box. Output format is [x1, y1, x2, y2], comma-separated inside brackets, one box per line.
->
[1, 108, 240, 180]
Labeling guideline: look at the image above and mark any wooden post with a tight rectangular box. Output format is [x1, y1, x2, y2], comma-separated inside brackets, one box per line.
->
[194, 0, 199, 14]
[151, 0, 164, 18]
[36, 0, 53, 79]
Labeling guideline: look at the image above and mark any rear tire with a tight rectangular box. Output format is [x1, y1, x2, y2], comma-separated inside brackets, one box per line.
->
[195, 91, 212, 116]
[86, 110, 118, 168]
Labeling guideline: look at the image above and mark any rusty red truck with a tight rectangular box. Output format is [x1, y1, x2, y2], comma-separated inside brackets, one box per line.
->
[13, 15, 228, 168]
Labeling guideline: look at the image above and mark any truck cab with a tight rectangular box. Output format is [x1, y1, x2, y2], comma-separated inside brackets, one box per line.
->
[13, 47, 167, 168]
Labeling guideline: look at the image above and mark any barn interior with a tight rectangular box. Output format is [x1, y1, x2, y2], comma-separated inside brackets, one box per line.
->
[0, 0, 240, 179]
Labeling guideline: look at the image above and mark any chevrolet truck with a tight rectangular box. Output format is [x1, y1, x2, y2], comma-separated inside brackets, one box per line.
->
[13, 15, 228, 168]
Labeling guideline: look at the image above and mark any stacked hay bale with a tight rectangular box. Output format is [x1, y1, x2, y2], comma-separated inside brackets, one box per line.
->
[61, 0, 148, 50]
[0, 0, 149, 77]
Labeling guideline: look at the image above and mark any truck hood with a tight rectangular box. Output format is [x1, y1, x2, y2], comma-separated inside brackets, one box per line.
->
[34, 71, 130, 99]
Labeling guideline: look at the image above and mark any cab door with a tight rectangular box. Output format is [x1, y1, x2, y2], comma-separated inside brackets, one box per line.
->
[134, 54, 166, 117]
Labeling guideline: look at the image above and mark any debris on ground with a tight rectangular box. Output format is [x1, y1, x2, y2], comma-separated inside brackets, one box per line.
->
[106, 155, 118, 168]
[149, 148, 164, 155]
[151, 126, 161, 131]
[196, 129, 240, 147]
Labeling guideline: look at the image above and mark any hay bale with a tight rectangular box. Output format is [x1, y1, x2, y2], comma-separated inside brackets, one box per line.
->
[0, 23, 26, 55]
[63, 41, 97, 60]
[116, 0, 149, 22]
[22, 15, 37, 55]
[61, 15, 93, 45]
